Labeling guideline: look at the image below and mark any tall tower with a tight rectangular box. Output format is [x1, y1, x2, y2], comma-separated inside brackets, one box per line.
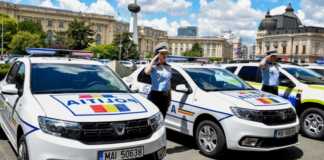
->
[128, 0, 141, 45]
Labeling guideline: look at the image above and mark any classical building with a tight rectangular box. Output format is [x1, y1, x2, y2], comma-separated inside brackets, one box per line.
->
[0, 1, 116, 45]
[138, 26, 167, 58]
[167, 36, 233, 61]
[177, 26, 198, 37]
[256, 3, 324, 63]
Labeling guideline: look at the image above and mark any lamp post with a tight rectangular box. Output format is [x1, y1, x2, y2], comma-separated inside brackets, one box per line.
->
[1, 16, 3, 56]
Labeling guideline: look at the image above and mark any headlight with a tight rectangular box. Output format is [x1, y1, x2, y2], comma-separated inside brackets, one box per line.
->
[148, 112, 164, 132]
[38, 116, 81, 139]
[230, 107, 263, 122]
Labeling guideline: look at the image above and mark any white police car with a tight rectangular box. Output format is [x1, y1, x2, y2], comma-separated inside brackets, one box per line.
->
[124, 63, 299, 157]
[0, 54, 166, 160]
[223, 63, 324, 140]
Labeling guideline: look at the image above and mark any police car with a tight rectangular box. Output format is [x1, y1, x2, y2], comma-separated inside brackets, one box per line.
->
[124, 63, 299, 157]
[223, 63, 324, 140]
[0, 49, 166, 160]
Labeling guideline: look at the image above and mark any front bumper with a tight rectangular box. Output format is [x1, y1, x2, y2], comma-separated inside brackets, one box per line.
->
[221, 116, 299, 151]
[26, 126, 166, 160]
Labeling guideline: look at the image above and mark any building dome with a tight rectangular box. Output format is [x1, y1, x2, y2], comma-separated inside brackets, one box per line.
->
[283, 3, 302, 26]
[258, 11, 277, 31]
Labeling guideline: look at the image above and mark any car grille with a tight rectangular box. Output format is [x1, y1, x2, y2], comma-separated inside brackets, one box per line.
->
[77, 118, 153, 145]
[261, 108, 297, 126]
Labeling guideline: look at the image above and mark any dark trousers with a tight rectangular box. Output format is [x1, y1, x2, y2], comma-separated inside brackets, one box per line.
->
[148, 90, 171, 117]
[261, 85, 278, 95]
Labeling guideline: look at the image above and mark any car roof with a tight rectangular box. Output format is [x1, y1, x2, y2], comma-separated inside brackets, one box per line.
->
[20, 57, 103, 65]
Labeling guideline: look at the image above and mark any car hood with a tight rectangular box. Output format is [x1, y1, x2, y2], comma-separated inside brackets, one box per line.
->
[216, 90, 292, 110]
[34, 93, 157, 122]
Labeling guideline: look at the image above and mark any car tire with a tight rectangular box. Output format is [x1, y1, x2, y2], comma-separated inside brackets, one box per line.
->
[17, 136, 29, 160]
[195, 120, 226, 158]
[300, 108, 324, 139]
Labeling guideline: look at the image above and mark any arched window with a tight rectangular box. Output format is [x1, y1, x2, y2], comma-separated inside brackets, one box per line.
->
[96, 34, 102, 44]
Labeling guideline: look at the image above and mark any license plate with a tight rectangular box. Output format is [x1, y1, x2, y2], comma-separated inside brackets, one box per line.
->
[275, 127, 297, 138]
[98, 147, 144, 160]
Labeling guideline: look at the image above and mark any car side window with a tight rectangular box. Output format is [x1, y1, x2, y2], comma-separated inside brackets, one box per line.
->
[137, 69, 151, 84]
[6, 62, 20, 84]
[238, 66, 262, 83]
[16, 63, 25, 90]
[226, 67, 237, 73]
[279, 73, 294, 87]
[171, 69, 189, 90]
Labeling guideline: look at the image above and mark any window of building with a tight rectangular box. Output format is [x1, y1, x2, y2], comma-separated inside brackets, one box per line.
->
[48, 20, 53, 27]
[302, 45, 306, 54]
[238, 66, 262, 83]
[46, 31, 53, 43]
[96, 34, 102, 44]
[59, 21, 64, 28]
[283, 46, 287, 54]
[266, 46, 270, 51]
[295, 45, 299, 55]
[97, 25, 102, 32]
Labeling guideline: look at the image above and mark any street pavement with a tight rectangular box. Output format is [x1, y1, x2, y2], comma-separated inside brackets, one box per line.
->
[0, 129, 323, 160]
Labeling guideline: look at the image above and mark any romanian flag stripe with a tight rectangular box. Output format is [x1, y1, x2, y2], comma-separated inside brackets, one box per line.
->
[90, 104, 130, 113]
[178, 109, 194, 116]
[258, 98, 273, 104]
[79, 95, 93, 99]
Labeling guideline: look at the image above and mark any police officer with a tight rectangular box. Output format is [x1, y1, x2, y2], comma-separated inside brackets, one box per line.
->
[145, 42, 172, 117]
[259, 51, 280, 95]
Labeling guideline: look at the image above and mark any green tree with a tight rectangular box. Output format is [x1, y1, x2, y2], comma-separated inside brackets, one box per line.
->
[86, 44, 119, 59]
[66, 19, 94, 50]
[0, 14, 18, 52]
[182, 43, 203, 57]
[113, 32, 139, 60]
[17, 20, 46, 45]
[50, 31, 72, 49]
[9, 31, 43, 55]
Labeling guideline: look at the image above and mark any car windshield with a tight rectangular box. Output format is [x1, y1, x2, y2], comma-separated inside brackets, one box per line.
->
[284, 67, 324, 85]
[31, 63, 129, 94]
[185, 68, 254, 91]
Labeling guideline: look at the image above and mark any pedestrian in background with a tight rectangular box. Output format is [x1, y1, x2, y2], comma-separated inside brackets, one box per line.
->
[145, 42, 172, 117]
[259, 51, 280, 95]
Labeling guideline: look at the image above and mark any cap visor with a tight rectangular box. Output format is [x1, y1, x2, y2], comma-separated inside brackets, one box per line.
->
[158, 49, 169, 54]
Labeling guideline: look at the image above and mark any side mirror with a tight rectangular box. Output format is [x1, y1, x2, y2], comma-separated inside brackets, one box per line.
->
[280, 79, 295, 88]
[175, 84, 191, 93]
[1, 84, 18, 95]
[129, 85, 139, 93]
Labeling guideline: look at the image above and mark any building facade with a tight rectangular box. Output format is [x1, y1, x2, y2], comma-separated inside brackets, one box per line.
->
[177, 26, 198, 37]
[138, 26, 167, 58]
[0, 1, 116, 45]
[167, 36, 233, 61]
[256, 3, 324, 63]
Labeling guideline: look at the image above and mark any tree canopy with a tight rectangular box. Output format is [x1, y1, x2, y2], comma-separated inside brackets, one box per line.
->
[182, 43, 203, 57]
[0, 14, 18, 52]
[86, 44, 119, 59]
[113, 32, 139, 60]
[66, 19, 94, 50]
[9, 31, 43, 55]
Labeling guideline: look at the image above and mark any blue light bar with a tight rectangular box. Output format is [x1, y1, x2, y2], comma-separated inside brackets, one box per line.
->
[26, 48, 58, 56]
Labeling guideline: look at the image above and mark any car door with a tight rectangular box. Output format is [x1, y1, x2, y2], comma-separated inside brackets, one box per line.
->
[135, 69, 152, 97]
[0, 62, 24, 135]
[237, 66, 262, 89]
[166, 68, 195, 134]
[278, 72, 299, 107]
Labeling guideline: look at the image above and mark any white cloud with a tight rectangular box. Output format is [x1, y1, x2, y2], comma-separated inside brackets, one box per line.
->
[139, 17, 190, 36]
[34, 0, 116, 16]
[117, 0, 192, 14]
[198, 0, 264, 43]
[40, 0, 55, 8]
[298, 0, 324, 27]
[270, 5, 286, 15]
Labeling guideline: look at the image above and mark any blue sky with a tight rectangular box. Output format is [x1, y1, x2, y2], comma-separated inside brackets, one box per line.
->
[3, 0, 323, 44]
